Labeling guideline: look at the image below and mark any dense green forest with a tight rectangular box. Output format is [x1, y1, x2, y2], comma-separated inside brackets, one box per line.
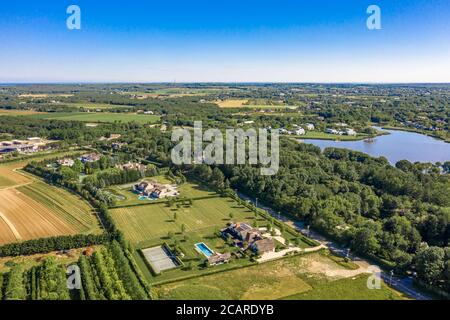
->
[189, 139, 450, 292]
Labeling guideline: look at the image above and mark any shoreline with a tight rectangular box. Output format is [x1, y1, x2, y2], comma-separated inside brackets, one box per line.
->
[380, 126, 450, 144]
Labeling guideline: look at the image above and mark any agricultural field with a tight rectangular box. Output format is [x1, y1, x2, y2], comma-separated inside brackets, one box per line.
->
[0, 187, 77, 244]
[58, 102, 136, 110]
[0, 152, 101, 245]
[154, 252, 408, 300]
[27, 112, 160, 124]
[18, 182, 100, 234]
[0, 150, 83, 189]
[216, 99, 298, 109]
[0, 109, 45, 116]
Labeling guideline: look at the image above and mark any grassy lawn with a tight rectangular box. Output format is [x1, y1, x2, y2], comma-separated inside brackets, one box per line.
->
[283, 275, 408, 300]
[60, 102, 135, 110]
[108, 177, 217, 207]
[17, 181, 101, 234]
[110, 187, 312, 284]
[154, 252, 408, 300]
[110, 197, 256, 244]
[296, 131, 370, 141]
[27, 112, 160, 124]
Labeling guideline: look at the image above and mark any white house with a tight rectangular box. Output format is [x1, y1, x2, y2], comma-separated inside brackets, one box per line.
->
[345, 128, 357, 136]
[305, 123, 315, 130]
[294, 128, 306, 135]
[58, 158, 74, 167]
[326, 128, 338, 134]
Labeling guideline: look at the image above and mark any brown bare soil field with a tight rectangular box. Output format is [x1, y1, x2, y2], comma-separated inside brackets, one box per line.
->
[215, 99, 248, 108]
[18, 94, 73, 98]
[0, 109, 45, 116]
[0, 188, 76, 245]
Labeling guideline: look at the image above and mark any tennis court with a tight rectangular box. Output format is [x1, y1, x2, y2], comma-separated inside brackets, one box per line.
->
[142, 245, 179, 273]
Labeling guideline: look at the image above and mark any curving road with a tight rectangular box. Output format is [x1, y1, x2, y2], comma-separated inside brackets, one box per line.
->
[237, 192, 431, 300]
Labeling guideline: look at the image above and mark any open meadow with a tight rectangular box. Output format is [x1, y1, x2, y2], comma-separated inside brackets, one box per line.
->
[154, 252, 408, 300]
[215, 99, 298, 109]
[27, 112, 160, 124]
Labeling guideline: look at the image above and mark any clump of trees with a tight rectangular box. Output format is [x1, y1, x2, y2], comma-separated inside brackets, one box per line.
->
[186, 139, 450, 292]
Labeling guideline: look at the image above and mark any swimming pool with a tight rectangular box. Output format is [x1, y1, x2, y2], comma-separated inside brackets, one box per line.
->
[195, 242, 214, 257]
[138, 196, 155, 201]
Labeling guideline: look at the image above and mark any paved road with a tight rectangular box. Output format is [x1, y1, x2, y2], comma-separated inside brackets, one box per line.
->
[238, 192, 431, 300]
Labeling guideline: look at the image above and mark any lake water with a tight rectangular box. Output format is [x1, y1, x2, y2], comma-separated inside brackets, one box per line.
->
[299, 128, 450, 164]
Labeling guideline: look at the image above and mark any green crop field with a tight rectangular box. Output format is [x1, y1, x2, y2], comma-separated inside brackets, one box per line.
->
[60, 102, 136, 110]
[27, 112, 160, 124]
[17, 181, 101, 234]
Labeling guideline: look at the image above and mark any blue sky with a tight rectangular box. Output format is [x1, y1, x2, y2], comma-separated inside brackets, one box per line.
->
[0, 0, 449, 83]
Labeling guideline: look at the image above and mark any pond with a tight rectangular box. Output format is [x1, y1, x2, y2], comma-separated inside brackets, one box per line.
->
[299, 127, 450, 164]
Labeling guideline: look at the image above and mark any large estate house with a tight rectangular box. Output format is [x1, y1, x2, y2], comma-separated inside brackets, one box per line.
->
[221, 222, 276, 255]
[134, 180, 179, 199]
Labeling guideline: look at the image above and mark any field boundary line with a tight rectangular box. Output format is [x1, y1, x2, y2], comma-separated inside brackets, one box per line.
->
[110, 195, 221, 209]
[0, 209, 22, 240]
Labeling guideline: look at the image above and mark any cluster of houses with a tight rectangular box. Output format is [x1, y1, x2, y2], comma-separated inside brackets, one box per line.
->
[134, 180, 179, 199]
[56, 152, 102, 167]
[0, 137, 56, 155]
[278, 123, 315, 136]
[115, 162, 147, 172]
[326, 128, 357, 136]
[221, 222, 276, 255]
[401, 120, 441, 132]
[79, 153, 102, 163]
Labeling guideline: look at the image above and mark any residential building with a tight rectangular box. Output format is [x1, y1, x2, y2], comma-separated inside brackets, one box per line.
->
[79, 153, 102, 163]
[57, 158, 75, 167]
[208, 252, 231, 266]
[250, 238, 276, 254]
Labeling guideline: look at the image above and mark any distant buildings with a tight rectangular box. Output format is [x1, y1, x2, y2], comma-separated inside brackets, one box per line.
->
[345, 128, 357, 136]
[57, 158, 75, 167]
[0, 137, 56, 155]
[293, 128, 306, 135]
[116, 162, 147, 172]
[326, 128, 357, 136]
[79, 153, 102, 163]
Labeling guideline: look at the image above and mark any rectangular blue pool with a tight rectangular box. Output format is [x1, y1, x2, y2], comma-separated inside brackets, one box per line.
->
[195, 242, 214, 257]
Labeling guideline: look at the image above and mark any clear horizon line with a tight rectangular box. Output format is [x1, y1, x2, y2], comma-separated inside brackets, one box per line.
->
[1, 81, 450, 85]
